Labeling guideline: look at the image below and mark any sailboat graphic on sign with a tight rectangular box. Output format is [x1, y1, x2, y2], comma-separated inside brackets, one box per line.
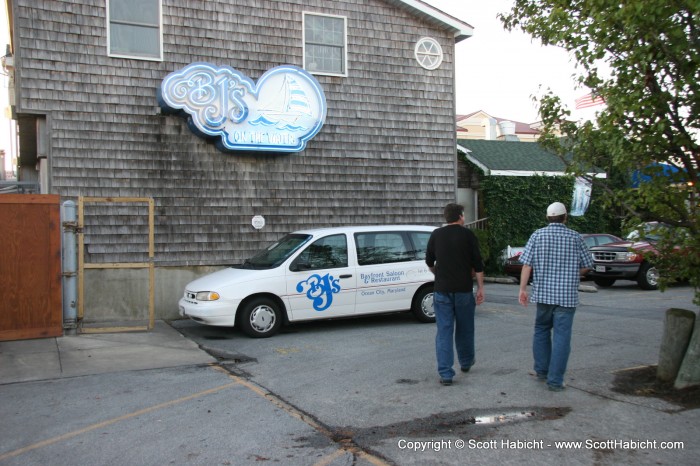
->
[252, 74, 315, 131]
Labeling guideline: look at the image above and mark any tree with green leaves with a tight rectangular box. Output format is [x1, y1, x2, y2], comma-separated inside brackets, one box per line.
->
[500, 0, 699, 306]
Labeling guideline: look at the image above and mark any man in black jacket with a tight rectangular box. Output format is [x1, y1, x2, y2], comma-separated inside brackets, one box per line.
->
[426, 203, 485, 386]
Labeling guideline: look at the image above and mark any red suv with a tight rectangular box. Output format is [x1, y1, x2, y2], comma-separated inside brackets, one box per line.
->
[587, 222, 674, 290]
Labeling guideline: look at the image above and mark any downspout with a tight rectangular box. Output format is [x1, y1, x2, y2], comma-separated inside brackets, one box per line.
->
[61, 200, 78, 334]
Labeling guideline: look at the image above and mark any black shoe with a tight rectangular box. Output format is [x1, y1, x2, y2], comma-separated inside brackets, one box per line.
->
[440, 378, 453, 386]
[461, 359, 475, 372]
[547, 384, 565, 392]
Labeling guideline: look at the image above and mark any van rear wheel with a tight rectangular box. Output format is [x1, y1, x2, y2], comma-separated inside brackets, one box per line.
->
[239, 298, 282, 338]
[411, 286, 435, 323]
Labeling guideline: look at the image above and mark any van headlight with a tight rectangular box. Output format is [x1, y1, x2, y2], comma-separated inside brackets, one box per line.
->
[195, 291, 220, 301]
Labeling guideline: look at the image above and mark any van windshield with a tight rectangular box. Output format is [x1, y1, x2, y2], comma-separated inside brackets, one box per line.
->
[235, 234, 312, 269]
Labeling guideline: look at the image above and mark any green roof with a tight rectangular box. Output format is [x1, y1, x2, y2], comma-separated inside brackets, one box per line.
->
[457, 139, 567, 174]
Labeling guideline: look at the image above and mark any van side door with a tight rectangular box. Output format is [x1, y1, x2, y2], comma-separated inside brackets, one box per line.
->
[286, 233, 357, 321]
[354, 230, 432, 315]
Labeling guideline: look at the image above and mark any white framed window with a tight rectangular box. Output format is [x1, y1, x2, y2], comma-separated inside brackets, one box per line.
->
[107, 0, 163, 61]
[303, 12, 347, 77]
[415, 37, 443, 70]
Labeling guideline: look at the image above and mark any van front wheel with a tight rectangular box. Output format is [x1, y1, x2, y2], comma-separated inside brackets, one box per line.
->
[239, 298, 282, 338]
[412, 286, 435, 323]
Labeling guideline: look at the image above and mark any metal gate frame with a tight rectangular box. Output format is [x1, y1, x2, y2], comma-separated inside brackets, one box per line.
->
[77, 197, 155, 333]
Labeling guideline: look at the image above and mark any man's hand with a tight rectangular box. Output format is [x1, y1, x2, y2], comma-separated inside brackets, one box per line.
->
[518, 289, 529, 307]
[476, 287, 485, 305]
[475, 272, 485, 305]
[519, 265, 532, 307]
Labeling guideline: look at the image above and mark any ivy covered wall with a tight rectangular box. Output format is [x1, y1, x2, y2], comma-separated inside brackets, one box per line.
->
[480, 174, 617, 273]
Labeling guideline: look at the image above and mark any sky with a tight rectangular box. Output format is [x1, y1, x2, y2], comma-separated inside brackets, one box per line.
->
[423, 0, 592, 123]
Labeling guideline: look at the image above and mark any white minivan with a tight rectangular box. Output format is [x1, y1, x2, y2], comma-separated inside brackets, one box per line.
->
[178, 225, 437, 337]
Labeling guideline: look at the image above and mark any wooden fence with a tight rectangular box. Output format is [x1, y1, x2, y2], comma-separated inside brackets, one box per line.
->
[0, 194, 63, 341]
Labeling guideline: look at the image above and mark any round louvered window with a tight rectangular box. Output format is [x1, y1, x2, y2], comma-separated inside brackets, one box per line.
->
[415, 37, 443, 70]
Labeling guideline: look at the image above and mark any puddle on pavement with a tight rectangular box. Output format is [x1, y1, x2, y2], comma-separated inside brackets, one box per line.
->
[333, 407, 571, 447]
[474, 411, 536, 425]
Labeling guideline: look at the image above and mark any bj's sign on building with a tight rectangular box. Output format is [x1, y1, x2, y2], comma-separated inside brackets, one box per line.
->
[158, 63, 327, 153]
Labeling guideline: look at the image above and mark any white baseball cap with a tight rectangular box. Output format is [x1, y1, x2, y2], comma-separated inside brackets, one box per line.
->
[547, 202, 567, 216]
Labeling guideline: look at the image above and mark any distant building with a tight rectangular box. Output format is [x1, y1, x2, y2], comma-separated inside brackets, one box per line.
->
[454, 111, 573, 221]
[456, 110, 542, 142]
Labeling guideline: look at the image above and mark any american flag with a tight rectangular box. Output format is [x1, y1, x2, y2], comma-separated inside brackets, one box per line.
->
[575, 93, 605, 109]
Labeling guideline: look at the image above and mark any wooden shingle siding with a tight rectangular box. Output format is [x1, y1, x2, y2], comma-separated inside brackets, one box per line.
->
[14, 0, 458, 266]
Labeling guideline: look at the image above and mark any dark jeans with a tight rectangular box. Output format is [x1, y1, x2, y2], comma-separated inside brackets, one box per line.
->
[434, 291, 476, 379]
[533, 303, 576, 388]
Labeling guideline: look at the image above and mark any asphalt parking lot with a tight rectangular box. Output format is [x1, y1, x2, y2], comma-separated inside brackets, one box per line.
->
[171, 281, 699, 465]
[2, 281, 698, 465]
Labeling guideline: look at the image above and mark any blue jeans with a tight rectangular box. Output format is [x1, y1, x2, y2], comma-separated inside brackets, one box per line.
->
[434, 291, 476, 379]
[533, 303, 576, 388]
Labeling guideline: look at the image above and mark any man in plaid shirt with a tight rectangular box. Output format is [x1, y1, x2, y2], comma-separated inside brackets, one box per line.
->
[518, 202, 593, 391]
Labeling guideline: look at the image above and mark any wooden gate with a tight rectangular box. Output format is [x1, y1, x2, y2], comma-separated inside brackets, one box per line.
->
[0, 194, 63, 341]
